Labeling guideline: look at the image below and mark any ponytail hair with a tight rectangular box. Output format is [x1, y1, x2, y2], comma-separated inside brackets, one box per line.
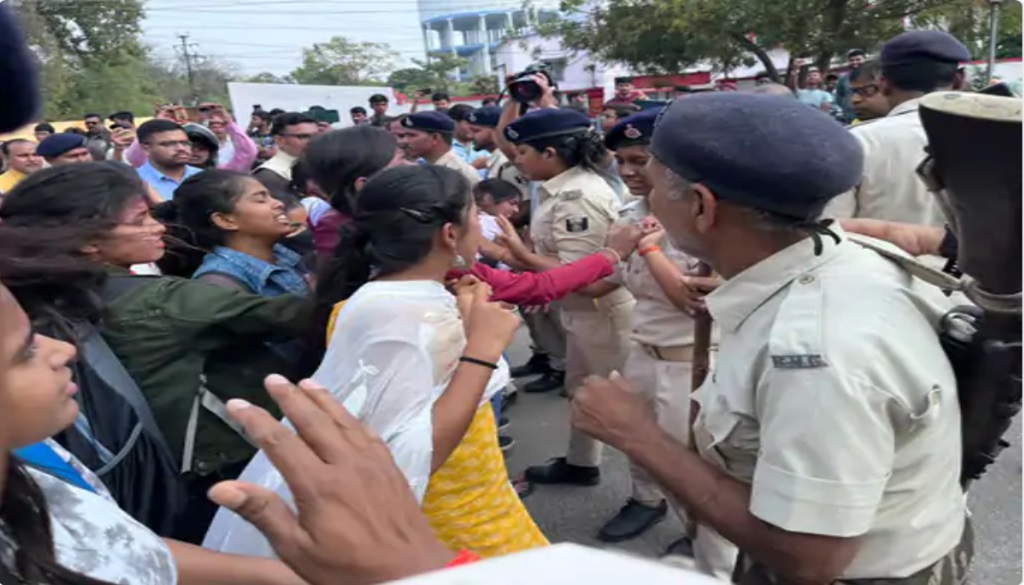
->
[302, 125, 397, 217]
[304, 165, 471, 363]
[154, 169, 252, 277]
[525, 128, 608, 174]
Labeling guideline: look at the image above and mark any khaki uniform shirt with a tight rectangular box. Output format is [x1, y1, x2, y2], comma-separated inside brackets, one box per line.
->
[485, 149, 530, 201]
[531, 166, 633, 310]
[610, 199, 698, 347]
[692, 227, 965, 579]
[823, 98, 945, 227]
[435, 149, 481, 185]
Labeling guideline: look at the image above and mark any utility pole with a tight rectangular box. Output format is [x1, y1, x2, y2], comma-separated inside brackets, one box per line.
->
[985, 0, 1004, 85]
[176, 34, 200, 105]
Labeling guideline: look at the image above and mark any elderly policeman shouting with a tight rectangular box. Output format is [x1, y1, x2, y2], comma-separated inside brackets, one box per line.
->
[571, 93, 970, 585]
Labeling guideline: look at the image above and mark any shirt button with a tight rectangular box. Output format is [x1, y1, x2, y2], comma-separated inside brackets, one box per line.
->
[798, 275, 815, 285]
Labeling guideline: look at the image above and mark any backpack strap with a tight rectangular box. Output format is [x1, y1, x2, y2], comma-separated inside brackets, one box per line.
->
[180, 373, 256, 474]
[79, 324, 178, 477]
[102, 273, 160, 304]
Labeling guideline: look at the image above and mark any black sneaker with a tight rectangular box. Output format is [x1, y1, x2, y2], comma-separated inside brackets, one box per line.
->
[662, 535, 695, 558]
[499, 435, 515, 452]
[597, 499, 668, 542]
[524, 457, 600, 486]
[498, 416, 510, 431]
[510, 354, 550, 378]
[524, 370, 565, 394]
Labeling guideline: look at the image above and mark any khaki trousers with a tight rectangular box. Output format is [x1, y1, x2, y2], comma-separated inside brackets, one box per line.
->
[561, 300, 634, 467]
[622, 343, 693, 506]
[522, 306, 566, 372]
[623, 342, 738, 581]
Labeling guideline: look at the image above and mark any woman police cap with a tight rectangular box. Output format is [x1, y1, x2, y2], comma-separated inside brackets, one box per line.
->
[604, 108, 659, 150]
[503, 108, 592, 144]
[650, 93, 863, 219]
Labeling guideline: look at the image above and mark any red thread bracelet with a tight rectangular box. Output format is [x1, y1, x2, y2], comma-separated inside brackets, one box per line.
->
[639, 245, 661, 257]
[446, 549, 481, 568]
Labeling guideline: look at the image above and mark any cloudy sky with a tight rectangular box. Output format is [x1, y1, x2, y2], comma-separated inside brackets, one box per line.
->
[142, 0, 525, 76]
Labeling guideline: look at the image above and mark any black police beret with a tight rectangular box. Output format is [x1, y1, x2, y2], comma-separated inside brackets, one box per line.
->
[604, 108, 660, 150]
[36, 133, 88, 158]
[650, 93, 863, 219]
[880, 30, 971, 67]
[467, 105, 502, 128]
[401, 111, 455, 134]
[504, 108, 592, 144]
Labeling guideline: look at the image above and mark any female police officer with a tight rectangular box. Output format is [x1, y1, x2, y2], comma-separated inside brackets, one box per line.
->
[498, 107, 636, 486]
[596, 109, 738, 578]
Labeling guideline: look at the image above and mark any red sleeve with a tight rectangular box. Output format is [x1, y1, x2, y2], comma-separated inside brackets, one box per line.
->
[470, 253, 615, 306]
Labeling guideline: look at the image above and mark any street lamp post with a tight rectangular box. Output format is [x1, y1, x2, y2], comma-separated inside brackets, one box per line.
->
[986, 0, 1004, 85]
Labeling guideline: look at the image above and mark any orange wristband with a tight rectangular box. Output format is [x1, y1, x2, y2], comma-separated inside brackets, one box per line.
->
[639, 245, 661, 257]
[446, 549, 481, 568]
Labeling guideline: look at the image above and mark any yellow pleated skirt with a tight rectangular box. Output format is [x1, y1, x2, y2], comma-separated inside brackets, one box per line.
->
[422, 402, 549, 557]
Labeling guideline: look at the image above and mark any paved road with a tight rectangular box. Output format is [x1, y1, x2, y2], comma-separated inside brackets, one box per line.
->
[501, 328, 1022, 584]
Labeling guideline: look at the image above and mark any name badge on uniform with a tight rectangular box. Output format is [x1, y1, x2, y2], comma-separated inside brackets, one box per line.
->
[566, 217, 589, 233]
[771, 354, 826, 369]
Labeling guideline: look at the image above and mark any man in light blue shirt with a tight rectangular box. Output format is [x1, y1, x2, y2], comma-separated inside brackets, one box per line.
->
[795, 67, 835, 113]
[134, 119, 203, 200]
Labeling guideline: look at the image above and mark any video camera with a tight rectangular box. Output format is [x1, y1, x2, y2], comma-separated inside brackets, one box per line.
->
[507, 63, 556, 104]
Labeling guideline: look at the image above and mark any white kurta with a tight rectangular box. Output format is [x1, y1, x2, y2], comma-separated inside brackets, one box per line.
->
[202, 279, 509, 558]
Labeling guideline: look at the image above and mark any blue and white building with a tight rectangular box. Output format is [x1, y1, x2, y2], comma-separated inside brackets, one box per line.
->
[419, 0, 560, 79]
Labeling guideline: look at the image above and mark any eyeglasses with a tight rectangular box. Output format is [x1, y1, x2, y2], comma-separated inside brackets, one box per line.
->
[851, 84, 880, 98]
[152, 140, 193, 148]
[280, 133, 314, 141]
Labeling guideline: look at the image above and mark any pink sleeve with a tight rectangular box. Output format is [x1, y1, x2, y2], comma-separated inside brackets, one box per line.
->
[125, 139, 146, 167]
[470, 253, 615, 305]
[220, 121, 258, 172]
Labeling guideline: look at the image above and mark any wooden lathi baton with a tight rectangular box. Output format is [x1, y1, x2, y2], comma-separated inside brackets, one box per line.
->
[690, 261, 714, 394]
[683, 261, 714, 544]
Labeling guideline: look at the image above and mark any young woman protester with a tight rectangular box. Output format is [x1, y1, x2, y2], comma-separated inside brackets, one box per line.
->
[298, 125, 638, 360]
[0, 280, 312, 584]
[0, 162, 312, 543]
[158, 169, 311, 297]
[204, 164, 549, 558]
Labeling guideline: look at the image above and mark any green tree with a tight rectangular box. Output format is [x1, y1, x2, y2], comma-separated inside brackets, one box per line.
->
[12, 0, 156, 119]
[542, 0, 967, 81]
[386, 55, 470, 94]
[245, 72, 295, 84]
[469, 75, 500, 94]
[289, 36, 397, 86]
[387, 67, 440, 93]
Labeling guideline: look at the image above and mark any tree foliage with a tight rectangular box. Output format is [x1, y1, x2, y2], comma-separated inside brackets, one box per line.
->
[245, 71, 296, 84]
[13, 0, 164, 119]
[543, 0, 983, 81]
[387, 54, 471, 93]
[289, 36, 397, 86]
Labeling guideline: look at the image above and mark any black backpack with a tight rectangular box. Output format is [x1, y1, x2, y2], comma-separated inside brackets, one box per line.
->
[53, 322, 187, 536]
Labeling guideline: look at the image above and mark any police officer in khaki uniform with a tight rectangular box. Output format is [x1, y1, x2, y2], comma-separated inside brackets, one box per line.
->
[397, 111, 481, 185]
[467, 106, 532, 201]
[824, 31, 971, 227]
[468, 105, 568, 394]
[570, 93, 971, 584]
[500, 108, 636, 485]
[596, 109, 738, 578]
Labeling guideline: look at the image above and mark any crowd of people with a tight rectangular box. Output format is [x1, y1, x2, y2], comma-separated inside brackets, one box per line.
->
[0, 4, 1019, 582]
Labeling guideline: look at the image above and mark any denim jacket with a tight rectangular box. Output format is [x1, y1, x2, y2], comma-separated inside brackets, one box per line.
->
[193, 244, 310, 297]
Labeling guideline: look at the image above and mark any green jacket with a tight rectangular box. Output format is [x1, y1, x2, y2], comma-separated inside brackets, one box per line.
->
[100, 273, 311, 476]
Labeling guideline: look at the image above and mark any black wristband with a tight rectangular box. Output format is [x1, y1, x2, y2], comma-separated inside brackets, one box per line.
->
[459, 356, 498, 370]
